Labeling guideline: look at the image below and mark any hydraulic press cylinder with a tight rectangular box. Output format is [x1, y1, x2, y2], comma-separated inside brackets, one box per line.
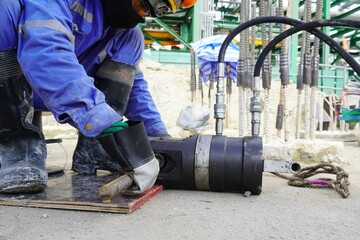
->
[150, 135, 264, 195]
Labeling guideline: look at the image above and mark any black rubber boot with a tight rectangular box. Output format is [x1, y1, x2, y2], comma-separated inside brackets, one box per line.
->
[72, 134, 121, 174]
[0, 49, 47, 193]
[72, 60, 136, 174]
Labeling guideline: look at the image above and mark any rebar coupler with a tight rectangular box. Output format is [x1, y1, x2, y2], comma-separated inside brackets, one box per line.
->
[280, 54, 289, 85]
[303, 53, 312, 85]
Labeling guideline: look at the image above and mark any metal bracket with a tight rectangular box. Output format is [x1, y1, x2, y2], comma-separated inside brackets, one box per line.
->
[263, 160, 301, 173]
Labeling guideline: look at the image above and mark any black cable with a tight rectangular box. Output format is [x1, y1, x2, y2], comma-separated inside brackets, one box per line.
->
[255, 19, 360, 77]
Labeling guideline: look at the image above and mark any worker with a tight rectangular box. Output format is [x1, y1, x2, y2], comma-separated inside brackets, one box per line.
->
[0, 0, 197, 194]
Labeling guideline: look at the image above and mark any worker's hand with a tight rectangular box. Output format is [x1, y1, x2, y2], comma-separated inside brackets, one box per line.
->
[99, 121, 159, 195]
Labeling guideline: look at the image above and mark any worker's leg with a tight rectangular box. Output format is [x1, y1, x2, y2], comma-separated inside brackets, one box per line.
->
[0, 49, 47, 193]
[72, 28, 140, 174]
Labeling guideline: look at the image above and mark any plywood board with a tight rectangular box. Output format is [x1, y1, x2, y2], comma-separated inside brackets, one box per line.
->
[0, 171, 163, 214]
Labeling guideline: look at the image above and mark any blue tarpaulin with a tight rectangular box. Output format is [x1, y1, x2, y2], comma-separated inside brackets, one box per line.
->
[191, 35, 240, 83]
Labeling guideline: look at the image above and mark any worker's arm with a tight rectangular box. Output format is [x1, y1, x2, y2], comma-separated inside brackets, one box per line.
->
[17, 0, 119, 137]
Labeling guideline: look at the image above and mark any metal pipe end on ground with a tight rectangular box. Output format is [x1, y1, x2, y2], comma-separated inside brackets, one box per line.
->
[98, 174, 133, 202]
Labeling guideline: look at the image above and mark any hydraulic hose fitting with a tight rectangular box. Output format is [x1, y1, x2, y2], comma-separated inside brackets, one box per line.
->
[251, 76, 262, 136]
[215, 63, 226, 135]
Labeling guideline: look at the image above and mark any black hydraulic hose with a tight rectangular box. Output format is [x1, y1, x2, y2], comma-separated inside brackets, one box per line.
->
[254, 19, 360, 78]
[218, 17, 360, 78]
[219, 17, 301, 63]
[216, 16, 360, 137]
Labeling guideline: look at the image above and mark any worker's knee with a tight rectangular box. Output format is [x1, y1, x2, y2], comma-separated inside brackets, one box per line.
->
[108, 27, 144, 66]
[123, 27, 144, 51]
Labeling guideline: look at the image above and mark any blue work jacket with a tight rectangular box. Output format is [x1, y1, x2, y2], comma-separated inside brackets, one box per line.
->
[0, 0, 168, 137]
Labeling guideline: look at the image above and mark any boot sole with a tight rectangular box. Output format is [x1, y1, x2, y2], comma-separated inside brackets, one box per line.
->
[1, 182, 47, 193]
[72, 162, 121, 175]
[71, 162, 97, 174]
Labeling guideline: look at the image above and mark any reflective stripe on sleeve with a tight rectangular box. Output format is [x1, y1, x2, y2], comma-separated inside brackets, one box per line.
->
[71, 1, 93, 23]
[19, 19, 75, 45]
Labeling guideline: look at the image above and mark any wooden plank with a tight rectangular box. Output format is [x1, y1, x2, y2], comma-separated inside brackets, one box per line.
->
[0, 171, 163, 214]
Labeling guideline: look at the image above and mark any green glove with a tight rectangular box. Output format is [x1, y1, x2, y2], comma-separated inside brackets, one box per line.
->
[100, 121, 128, 137]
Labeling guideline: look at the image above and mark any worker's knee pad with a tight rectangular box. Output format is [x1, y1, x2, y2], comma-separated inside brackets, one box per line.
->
[95, 59, 136, 115]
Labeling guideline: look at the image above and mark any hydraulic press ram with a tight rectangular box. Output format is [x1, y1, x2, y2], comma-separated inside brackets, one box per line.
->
[151, 135, 300, 195]
[99, 136, 300, 199]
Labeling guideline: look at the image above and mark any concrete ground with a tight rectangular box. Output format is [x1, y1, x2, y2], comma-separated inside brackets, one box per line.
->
[0, 139, 359, 240]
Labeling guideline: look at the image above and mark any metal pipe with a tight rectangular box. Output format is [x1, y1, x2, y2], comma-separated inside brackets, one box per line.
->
[98, 174, 133, 202]
[263, 160, 301, 173]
